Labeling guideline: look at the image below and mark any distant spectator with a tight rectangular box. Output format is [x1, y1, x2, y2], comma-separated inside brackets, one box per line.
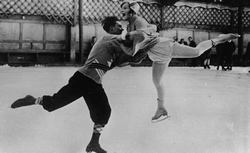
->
[85, 36, 97, 59]
[188, 37, 198, 66]
[188, 37, 197, 47]
[173, 36, 178, 42]
[177, 38, 188, 65]
[216, 43, 226, 71]
[202, 48, 211, 69]
[224, 40, 236, 70]
[179, 38, 188, 45]
[244, 41, 250, 66]
[90, 36, 97, 49]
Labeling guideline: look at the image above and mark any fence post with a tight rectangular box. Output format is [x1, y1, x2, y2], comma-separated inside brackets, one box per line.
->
[73, 0, 78, 27]
[79, 0, 84, 62]
[160, 5, 165, 30]
[237, 5, 243, 65]
[70, 26, 77, 63]
[69, 0, 78, 63]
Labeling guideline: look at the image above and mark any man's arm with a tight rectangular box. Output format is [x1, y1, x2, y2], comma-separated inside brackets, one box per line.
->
[124, 25, 159, 43]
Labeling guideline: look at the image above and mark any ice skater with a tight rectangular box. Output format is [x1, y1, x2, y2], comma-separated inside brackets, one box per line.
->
[10, 15, 239, 153]
[120, 0, 240, 122]
[10, 16, 138, 153]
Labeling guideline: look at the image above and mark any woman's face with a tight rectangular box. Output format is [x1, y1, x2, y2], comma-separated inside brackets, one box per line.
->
[121, 2, 132, 20]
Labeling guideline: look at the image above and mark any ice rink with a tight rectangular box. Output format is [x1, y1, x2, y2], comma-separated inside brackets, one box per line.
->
[0, 65, 249, 153]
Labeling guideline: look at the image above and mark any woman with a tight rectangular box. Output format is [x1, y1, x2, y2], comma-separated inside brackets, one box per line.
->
[203, 48, 211, 69]
[120, 1, 240, 123]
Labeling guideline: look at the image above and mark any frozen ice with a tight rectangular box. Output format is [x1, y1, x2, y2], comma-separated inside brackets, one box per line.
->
[0, 66, 249, 153]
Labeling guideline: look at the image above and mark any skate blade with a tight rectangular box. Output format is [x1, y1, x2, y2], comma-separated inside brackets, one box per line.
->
[86, 149, 106, 153]
[151, 115, 170, 123]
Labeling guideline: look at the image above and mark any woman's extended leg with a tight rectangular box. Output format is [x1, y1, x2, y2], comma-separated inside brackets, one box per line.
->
[171, 33, 240, 58]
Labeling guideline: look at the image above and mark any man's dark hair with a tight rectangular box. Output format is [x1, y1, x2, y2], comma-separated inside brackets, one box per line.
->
[102, 16, 119, 32]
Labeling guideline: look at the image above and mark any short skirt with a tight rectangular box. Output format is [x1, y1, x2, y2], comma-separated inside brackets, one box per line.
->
[147, 37, 177, 64]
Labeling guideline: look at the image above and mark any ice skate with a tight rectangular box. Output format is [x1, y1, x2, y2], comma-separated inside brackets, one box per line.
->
[151, 108, 170, 123]
[86, 142, 107, 153]
[212, 33, 240, 46]
[11, 95, 36, 109]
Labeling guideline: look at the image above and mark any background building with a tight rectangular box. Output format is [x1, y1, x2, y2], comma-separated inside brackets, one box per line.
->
[0, 0, 249, 66]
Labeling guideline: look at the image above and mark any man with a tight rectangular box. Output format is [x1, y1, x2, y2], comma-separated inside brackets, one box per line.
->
[188, 36, 198, 66]
[245, 41, 250, 73]
[179, 38, 188, 45]
[10, 16, 134, 153]
[224, 40, 236, 70]
[245, 41, 250, 66]
[188, 36, 197, 47]
[216, 42, 226, 70]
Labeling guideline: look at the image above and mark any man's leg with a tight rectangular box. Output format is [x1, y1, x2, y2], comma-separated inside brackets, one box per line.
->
[83, 83, 111, 153]
[217, 55, 222, 70]
[222, 54, 226, 70]
[225, 54, 230, 70]
[207, 59, 211, 69]
[229, 55, 233, 70]
[42, 72, 86, 112]
[11, 72, 110, 153]
[11, 72, 86, 111]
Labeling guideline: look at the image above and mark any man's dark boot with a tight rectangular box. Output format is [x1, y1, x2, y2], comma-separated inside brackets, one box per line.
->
[86, 133, 106, 153]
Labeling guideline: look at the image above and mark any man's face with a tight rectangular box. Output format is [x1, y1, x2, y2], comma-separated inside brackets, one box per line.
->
[109, 21, 124, 35]
[121, 2, 132, 20]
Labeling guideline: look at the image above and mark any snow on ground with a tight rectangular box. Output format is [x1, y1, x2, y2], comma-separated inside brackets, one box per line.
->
[0, 65, 249, 153]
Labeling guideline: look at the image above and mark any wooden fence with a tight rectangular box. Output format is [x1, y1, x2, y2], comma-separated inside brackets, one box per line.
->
[0, 0, 250, 65]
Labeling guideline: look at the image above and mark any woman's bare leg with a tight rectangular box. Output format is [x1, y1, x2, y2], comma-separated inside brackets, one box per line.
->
[152, 62, 167, 101]
[151, 61, 171, 122]
[150, 33, 239, 122]
[171, 33, 240, 58]
[171, 41, 210, 58]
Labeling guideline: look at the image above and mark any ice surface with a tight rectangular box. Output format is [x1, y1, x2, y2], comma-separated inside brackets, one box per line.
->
[0, 66, 249, 153]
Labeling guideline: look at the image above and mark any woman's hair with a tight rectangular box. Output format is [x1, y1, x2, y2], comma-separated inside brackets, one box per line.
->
[121, 1, 140, 14]
[102, 16, 119, 32]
